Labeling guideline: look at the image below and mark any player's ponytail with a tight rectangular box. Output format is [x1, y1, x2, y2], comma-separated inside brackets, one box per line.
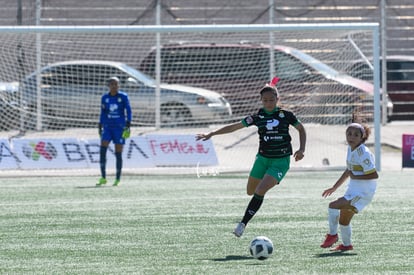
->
[259, 76, 280, 98]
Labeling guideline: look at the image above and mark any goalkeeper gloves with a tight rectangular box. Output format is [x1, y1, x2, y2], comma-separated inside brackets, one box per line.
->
[122, 121, 131, 139]
[122, 127, 130, 139]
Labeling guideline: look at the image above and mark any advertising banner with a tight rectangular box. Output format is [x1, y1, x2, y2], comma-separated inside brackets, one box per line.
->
[82, 137, 155, 168]
[0, 138, 19, 169]
[12, 138, 89, 169]
[402, 134, 414, 168]
[146, 134, 218, 166]
[0, 134, 218, 170]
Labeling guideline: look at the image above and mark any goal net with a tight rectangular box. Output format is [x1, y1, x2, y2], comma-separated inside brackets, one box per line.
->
[0, 24, 381, 174]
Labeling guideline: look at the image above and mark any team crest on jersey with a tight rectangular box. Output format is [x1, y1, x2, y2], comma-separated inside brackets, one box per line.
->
[279, 111, 285, 118]
[363, 158, 371, 166]
[245, 116, 254, 124]
[118, 97, 122, 103]
[109, 104, 118, 112]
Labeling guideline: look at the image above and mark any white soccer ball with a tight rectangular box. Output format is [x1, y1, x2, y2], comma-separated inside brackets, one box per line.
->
[249, 236, 274, 260]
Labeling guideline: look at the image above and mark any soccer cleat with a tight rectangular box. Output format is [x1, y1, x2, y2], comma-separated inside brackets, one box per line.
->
[320, 234, 338, 248]
[96, 178, 107, 186]
[233, 222, 245, 237]
[113, 179, 120, 186]
[330, 244, 353, 251]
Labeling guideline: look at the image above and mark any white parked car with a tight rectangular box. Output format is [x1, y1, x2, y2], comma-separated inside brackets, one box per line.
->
[0, 81, 21, 130]
[21, 60, 232, 129]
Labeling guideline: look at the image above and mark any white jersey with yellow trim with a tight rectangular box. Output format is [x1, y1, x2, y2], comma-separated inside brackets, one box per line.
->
[346, 144, 376, 176]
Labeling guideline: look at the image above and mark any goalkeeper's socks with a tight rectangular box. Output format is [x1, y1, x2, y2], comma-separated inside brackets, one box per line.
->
[241, 193, 264, 225]
[115, 152, 123, 180]
[99, 146, 108, 178]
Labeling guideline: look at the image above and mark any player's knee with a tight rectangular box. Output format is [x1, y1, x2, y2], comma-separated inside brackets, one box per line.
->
[339, 220, 351, 226]
[328, 200, 343, 209]
[349, 205, 358, 214]
[328, 202, 336, 208]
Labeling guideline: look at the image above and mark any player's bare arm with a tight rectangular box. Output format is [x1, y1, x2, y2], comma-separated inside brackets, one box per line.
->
[196, 122, 244, 141]
[293, 123, 306, 161]
[322, 169, 351, 197]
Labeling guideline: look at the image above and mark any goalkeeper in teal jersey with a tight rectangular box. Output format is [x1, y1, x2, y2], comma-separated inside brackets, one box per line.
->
[97, 76, 132, 187]
[196, 77, 306, 237]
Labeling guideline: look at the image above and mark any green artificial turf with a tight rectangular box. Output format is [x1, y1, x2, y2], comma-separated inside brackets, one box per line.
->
[0, 171, 413, 274]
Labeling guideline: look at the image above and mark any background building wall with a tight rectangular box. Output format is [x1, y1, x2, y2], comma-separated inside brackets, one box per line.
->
[0, 0, 413, 55]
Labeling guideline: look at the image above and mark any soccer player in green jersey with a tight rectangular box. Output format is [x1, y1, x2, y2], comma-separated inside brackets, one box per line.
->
[196, 78, 306, 237]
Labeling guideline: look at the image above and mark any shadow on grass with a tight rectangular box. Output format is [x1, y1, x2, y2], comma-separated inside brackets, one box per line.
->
[315, 251, 358, 258]
[75, 185, 114, 189]
[211, 255, 253, 262]
[76, 186, 102, 189]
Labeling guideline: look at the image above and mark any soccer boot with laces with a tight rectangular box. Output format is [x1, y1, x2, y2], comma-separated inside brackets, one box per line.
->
[233, 222, 245, 237]
[96, 178, 107, 186]
[320, 234, 338, 248]
[113, 179, 120, 186]
[330, 244, 353, 251]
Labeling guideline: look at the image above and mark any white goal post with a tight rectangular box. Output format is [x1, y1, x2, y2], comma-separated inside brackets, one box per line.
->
[0, 23, 382, 172]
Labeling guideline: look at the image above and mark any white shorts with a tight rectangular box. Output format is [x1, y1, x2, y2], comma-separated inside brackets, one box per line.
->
[343, 179, 377, 213]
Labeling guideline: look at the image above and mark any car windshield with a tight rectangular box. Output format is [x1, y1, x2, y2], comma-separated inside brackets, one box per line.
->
[288, 48, 340, 78]
[118, 63, 155, 86]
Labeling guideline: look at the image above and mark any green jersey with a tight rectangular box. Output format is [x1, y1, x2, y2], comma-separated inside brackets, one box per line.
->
[242, 107, 300, 158]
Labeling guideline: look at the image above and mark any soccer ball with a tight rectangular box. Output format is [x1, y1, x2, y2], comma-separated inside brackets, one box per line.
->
[249, 236, 274, 260]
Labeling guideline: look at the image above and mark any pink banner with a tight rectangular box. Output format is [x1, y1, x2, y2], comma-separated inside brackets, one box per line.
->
[402, 134, 414, 168]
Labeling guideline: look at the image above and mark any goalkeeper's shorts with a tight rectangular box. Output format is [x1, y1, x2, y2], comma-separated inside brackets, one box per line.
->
[101, 126, 126, 145]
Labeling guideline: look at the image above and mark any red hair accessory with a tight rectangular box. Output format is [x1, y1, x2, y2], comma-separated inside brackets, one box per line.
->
[269, 77, 280, 87]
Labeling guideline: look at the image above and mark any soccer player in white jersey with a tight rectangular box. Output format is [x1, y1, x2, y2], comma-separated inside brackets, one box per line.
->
[320, 122, 378, 251]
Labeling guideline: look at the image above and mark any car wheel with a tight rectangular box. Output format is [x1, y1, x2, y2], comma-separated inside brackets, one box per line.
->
[160, 103, 191, 127]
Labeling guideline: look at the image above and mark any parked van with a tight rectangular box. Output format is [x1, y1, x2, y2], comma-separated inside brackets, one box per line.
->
[346, 55, 414, 120]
